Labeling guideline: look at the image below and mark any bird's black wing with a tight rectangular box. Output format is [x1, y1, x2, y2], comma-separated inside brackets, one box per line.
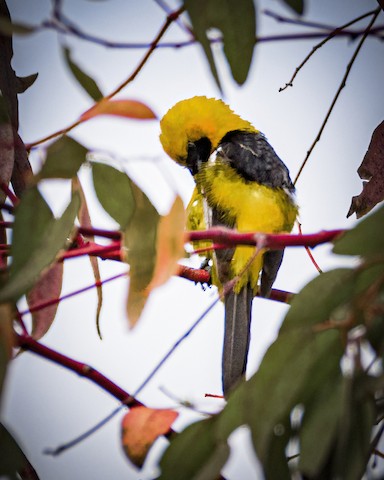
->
[218, 130, 295, 192]
[219, 130, 295, 297]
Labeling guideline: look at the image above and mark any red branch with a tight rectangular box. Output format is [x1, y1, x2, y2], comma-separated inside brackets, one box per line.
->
[60, 240, 121, 261]
[177, 264, 211, 284]
[15, 333, 142, 407]
[0, 182, 19, 205]
[187, 228, 345, 249]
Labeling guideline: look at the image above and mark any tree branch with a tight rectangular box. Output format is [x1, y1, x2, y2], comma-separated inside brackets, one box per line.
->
[187, 227, 344, 249]
[15, 333, 141, 407]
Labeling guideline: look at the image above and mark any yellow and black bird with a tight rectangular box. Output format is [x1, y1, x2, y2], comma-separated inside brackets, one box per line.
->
[160, 96, 298, 397]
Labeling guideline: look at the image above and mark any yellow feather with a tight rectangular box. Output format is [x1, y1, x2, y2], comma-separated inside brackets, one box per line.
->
[199, 162, 297, 293]
[160, 96, 256, 164]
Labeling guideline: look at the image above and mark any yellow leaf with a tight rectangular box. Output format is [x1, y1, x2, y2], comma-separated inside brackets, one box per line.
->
[126, 288, 148, 329]
[81, 98, 157, 122]
[121, 406, 178, 468]
[147, 195, 186, 291]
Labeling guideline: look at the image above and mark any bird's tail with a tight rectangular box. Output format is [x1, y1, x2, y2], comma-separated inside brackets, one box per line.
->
[222, 285, 253, 398]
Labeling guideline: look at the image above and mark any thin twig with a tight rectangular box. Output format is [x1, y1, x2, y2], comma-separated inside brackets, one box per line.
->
[279, 8, 379, 91]
[264, 8, 378, 33]
[293, 8, 381, 185]
[298, 223, 323, 273]
[153, 0, 193, 35]
[19, 272, 127, 317]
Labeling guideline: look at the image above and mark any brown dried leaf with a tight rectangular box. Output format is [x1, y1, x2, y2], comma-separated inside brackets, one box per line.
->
[81, 99, 157, 122]
[146, 196, 185, 291]
[27, 262, 64, 340]
[347, 121, 384, 218]
[0, 303, 14, 396]
[0, 122, 14, 204]
[121, 406, 178, 468]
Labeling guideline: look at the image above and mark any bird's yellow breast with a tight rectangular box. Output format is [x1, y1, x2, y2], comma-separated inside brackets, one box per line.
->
[197, 162, 298, 292]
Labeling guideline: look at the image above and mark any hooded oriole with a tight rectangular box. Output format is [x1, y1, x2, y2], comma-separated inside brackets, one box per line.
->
[160, 96, 298, 397]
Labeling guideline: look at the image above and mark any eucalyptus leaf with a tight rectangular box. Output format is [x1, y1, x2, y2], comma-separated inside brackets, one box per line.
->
[125, 183, 159, 326]
[333, 204, 384, 257]
[184, 0, 256, 89]
[299, 378, 343, 476]
[92, 162, 135, 229]
[63, 46, 103, 101]
[38, 135, 88, 179]
[0, 188, 80, 302]
[159, 417, 229, 480]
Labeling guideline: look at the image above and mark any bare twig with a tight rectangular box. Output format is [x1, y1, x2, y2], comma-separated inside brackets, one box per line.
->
[264, 8, 379, 34]
[18, 272, 127, 317]
[279, 9, 379, 91]
[298, 223, 323, 273]
[293, 8, 381, 185]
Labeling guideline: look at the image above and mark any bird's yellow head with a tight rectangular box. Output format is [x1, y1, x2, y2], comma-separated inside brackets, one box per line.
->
[159, 96, 257, 171]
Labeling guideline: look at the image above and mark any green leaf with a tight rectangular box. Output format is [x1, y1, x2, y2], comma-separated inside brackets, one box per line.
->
[184, 0, 256, 89]
[0, 423, 37, 478]
[9, 186, 53, 277]
[38, 135, 88, 179]
[263, 416, 292, 480]
[63, 47, 103, 101]
[244, 329, 342, 466]
[333, 204, 384, 257]
[92, 163, 135, 229]
[299, 378, 343, 476]
[281, 0, 305, 15]
[159, 418, 229, 480]
[0, 188, 80, 302]
[281, 268, 355, 332]
[125, 183, 159, 326]
[333, 375, 375, 480]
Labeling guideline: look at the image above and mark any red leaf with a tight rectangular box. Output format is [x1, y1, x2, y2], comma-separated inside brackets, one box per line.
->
[121, 406, 178, 468]
[27, 263, 64, 340]
[348, 121, 384, 218]
[80, 99, 157, 122]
